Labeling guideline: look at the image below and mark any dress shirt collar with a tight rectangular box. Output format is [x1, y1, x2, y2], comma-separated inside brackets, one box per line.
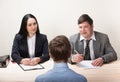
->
[53, 62, 68, 68]
[80, 32, 96, 41]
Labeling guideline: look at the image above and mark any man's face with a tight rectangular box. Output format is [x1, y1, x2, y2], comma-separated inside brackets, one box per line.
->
[78, 21, 93, 39]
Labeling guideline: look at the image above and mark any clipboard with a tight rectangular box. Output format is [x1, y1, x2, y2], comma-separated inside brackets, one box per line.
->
[18, 64, 44, 71]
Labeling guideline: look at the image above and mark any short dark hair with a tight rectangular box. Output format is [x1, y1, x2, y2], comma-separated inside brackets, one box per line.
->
[49, 35, 71, 62]
[18, 14, 40, 37]
[78, 14, 93, 25]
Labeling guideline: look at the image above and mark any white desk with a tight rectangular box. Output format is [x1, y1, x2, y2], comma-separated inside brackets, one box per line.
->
[0, 60, 54, 82]
[0, 60, 120, 82]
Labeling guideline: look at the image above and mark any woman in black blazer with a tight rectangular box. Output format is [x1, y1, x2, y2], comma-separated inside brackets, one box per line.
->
[11, 14, 50, 66]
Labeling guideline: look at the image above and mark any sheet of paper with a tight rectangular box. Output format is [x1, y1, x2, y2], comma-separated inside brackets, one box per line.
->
[77, 60, 100, 69]
[19, 64, 44, 71]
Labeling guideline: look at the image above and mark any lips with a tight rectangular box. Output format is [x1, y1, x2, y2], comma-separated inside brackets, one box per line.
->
[81, 32, 87, 35]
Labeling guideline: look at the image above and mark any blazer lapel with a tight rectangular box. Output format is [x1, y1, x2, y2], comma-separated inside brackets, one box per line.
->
[93, 38, 101, 58]
[75, 34, 84, 54]
[77, 40, 84, 54]
[35, 34, 40, 55]
[22, 37, 29, 57]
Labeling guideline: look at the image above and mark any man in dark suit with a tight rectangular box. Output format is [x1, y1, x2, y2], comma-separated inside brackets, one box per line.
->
[11, 14, 50, 65]
[69, 14, 117, 66]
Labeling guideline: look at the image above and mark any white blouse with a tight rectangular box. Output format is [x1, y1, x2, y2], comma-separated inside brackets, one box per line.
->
[27, 34, 36, 58]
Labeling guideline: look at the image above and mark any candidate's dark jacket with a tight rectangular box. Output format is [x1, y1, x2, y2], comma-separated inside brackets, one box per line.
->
[11, 33, 50, 64]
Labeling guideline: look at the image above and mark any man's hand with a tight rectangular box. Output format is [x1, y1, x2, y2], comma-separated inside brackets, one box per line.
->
[72, 54, 84, 63]
[92, 57, 104, 66]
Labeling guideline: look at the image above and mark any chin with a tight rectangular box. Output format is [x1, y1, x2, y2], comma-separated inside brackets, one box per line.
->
[82, 34, 87, 38]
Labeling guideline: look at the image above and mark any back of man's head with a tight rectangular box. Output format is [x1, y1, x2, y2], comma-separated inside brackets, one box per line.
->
[49, 35, 71, 62]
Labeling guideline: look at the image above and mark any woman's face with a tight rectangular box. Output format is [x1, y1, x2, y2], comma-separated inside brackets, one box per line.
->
[27, 18, 37, 37]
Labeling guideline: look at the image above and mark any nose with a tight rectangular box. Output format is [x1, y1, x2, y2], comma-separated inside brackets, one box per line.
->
[31, 24, 36, 29]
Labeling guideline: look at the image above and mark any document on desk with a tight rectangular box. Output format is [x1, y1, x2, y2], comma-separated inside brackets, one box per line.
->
[77, 60, 100, 69]
[19, 64, 44, 71]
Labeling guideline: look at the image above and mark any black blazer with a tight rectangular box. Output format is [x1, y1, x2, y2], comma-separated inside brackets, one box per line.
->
[11, 33, 50, 64]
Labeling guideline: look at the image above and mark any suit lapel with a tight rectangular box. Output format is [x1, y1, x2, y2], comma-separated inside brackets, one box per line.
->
[75, 34, 84, 54]
[77, 40, 84, 54]
[93, 33, 101, 58]
[22, 37, 29, 57]
[35, 34, 40, 56]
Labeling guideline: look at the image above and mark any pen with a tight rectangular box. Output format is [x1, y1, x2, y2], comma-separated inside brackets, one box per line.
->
[74, 50, 84, 56]
[74, 50, 79, 54]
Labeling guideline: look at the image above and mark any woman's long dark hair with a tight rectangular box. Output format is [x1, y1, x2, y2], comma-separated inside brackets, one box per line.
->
[18, 14, 40, 37]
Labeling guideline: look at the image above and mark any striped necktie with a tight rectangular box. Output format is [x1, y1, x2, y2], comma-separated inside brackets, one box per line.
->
[84, 39, 91, 60]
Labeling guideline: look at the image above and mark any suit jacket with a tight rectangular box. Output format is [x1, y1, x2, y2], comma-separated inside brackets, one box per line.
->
[35, 63, 87, 82]
[69, 31, 117, 63]
[11, 33, 50, 64]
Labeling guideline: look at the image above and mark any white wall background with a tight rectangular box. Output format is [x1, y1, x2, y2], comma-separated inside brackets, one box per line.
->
[0, 0, 120, 59]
